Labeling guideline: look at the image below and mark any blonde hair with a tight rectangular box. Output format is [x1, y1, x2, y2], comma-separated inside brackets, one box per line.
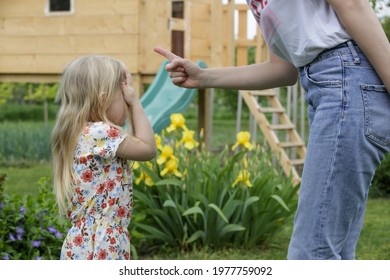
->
[51, 55, 127, 215]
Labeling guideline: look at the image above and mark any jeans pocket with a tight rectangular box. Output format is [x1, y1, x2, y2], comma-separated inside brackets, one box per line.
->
[361, 84, 390, 148]
[304, 55, 343, 87]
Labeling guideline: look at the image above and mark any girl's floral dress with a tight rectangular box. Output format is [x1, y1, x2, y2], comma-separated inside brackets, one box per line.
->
[60, 122, 133, 260]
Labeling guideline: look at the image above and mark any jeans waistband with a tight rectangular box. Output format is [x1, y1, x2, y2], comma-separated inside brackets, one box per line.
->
[308, 40, 361, 67]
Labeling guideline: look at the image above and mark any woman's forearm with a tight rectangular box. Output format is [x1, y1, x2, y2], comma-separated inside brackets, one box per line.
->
[201, 53, 298, 90]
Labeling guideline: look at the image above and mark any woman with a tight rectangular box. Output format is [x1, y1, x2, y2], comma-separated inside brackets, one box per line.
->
[154, 0, 390, 259]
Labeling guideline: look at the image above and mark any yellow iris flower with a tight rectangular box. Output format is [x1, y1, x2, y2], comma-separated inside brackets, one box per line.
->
[155, 134, 163, 151]
[166, 113, 188, 132]
[178, 130, 199, 150]
[232, 170, 253, 188]
[232, 131, 253, 151]
[132, 161, 140, 170]
[135, 171, 154, 187]
[134, 162, 154, 186]
[157, 145, 176, 165]
[160, 158, 182, 178]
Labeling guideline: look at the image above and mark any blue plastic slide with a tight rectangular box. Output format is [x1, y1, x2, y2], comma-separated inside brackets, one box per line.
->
[140, 60, 207, 134]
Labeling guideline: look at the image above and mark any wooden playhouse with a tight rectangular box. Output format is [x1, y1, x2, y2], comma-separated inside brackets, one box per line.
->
[0, 0, 230, 94]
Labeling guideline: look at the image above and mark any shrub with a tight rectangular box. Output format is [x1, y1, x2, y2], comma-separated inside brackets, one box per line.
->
[371, 153, 390, 198]
[0, 121, 53, 164]
[0, 175, 69, 260]
[0, 104, 58, 122]
[130, 114, 298, 254]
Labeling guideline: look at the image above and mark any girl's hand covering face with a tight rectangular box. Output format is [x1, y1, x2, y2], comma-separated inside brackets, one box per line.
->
[121, 70, 136, 106]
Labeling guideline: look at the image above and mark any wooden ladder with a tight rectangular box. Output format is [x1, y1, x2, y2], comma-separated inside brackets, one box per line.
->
[240, 89, 306, 186]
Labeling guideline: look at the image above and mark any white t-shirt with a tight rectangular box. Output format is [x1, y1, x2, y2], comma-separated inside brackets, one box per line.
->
[246, 0, 351, 67]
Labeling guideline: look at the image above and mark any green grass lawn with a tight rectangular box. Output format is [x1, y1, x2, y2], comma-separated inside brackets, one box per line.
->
[1, 163, 389, 260]
[0, 163, 52, 198]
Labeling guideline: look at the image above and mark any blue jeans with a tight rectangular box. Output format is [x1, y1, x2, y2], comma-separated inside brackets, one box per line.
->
[287, 41, 390, 259]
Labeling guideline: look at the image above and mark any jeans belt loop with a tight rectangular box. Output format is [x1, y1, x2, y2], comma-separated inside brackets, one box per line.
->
[347, 40, 361, 64]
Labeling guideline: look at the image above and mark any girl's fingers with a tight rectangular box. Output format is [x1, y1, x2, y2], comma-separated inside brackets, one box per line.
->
[126, 72, 132, 86]
[122, 70, 132, 88]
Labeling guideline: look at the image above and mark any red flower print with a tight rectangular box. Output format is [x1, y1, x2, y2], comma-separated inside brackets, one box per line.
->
[92, 234, 95, 242]
[110, 237, 116, 245]
[98, 249, 108, 260]
[104, 165, 111, 173]
[87, 155, 93, 160]
[76, 219, 82, 228]
[80, 156, 87, 164]
[78, 196, 85, 204]
[117, 206, 127, 218]
[116, 167, 123, 174]
[97, 183, 106, 194]
[67, 251, 72, 258]
[107, 127, 120, 138]
[101, 202, 107, 209]
[75, 187, 81, 194]
[118, 227, 123, 234]
[100, 149, 107, 157]
[73, 234, 84, 246]
[107, 228, 114, 234]
[107, 179, 116, 191]
[124, 252, 130, 260]
[81, 170, 93, 182]
[108, 198, 115, 206]
[109, 246, 116, 253]
[87, 253, 93, 260]
[81, 217, 86, 223]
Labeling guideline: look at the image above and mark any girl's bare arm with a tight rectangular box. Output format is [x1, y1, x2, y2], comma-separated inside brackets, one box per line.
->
[116, 71, 157, 161]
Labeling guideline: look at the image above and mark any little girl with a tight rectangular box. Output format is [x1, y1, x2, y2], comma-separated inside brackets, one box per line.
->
[51, 55, 157, 260]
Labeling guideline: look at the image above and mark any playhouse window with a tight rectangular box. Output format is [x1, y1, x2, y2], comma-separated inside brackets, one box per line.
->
[172, 1, 184, 19]
[47, 0, 73, 14]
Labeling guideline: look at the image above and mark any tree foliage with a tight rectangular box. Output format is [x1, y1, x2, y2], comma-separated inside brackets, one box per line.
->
[0, 84, 15, 105]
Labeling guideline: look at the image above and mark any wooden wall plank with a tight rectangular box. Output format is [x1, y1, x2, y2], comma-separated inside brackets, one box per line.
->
[190, 38, 210, 57]
[190, 2, 210, 21]
[0, 15, 138, 36]
[190, 20, 211, 39]
[0, 0, 138, 17]
[0, 0, 46, 17]
[75, 0, 139, 16]
[0, 35, 138, 55]
[0, 54, 138, 74]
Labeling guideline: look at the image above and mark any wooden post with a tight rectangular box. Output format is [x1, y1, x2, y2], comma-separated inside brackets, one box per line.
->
[236, 4, 248, 67]
[223, 0, 235, 67]
[210, 0, 223, 67]
[198, 88, 213, 151]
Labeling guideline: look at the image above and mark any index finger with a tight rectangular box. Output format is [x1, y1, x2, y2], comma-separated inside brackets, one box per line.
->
[153, 46, 181, 61]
